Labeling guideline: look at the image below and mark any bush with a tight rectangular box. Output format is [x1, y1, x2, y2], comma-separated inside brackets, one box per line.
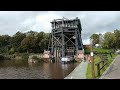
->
[9, 48, 15, 54]
[38, 58, 44, 63]
[32, 56, 44, 63]
[14, 52, 20, 56]
[84, 47, 90, 54]
[0, 54, 4, 60]
[84, 47, 113, 55]
[32, 56, 39, 60]
[93, 48, 112, 54]
[21, 53, 29, 60]
[0, 47, 7, 53]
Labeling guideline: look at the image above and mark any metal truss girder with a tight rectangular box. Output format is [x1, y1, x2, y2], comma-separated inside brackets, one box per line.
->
[53, 36, 62, 46]
[64, 34, 75, 46]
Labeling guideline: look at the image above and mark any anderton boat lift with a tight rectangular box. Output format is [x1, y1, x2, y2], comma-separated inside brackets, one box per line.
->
[43, 17, 84, 63]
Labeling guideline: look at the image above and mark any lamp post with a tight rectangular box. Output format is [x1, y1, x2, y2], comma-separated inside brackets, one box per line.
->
[90, 39, 95, 79]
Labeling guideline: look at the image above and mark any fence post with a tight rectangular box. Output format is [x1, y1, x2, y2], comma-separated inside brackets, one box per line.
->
[97, 64, 100, 76]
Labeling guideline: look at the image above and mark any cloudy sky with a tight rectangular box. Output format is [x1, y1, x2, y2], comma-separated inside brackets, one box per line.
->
[0, 11, 120, 44]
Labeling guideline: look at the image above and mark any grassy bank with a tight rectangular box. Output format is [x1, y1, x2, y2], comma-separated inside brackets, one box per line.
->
[93, 48, 112, 54]
[84, 47, 113, 54]
[86, 54, 117, 79]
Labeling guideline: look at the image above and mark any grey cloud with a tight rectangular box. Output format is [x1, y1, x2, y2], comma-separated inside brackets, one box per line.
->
[0, 11, 120, 44]
[79, 11, 120, 44]
[0, 11, 42, 36]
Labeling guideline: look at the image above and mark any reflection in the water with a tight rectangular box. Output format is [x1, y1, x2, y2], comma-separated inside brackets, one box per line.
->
[0, 59, 79, 79]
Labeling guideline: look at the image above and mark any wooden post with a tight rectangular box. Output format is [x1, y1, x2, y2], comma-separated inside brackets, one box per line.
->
[97, 64, 100, 76]
[90, 42, 95, 79]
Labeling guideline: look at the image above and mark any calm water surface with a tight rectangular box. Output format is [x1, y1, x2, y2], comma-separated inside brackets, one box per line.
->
[0, 60, 79, 79]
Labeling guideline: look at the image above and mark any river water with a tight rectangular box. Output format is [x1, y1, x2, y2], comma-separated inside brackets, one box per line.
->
[0, 59, 79, 79]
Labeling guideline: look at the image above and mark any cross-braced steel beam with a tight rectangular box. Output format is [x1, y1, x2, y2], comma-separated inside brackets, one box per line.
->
[48, 17, 84, 61]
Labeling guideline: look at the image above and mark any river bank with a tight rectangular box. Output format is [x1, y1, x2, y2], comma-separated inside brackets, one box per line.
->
[86, 54, 117, 79]
[0, 54, 11, 60]
[0, 53, 30, 61]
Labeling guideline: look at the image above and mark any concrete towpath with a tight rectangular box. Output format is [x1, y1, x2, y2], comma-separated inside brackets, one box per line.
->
[64, 60, 88, 79]
[100, 55, 120, 79]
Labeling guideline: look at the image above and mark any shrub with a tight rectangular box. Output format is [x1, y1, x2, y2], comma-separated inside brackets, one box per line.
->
[32, 56, 39, 60]
[9, 48, 15, 54]
[93, 48, 112, 54]
[21, 53, 29, 60]
[32, 56, 44, 63]
[84, 47, 90, 54]
[0, 54, 4, 60]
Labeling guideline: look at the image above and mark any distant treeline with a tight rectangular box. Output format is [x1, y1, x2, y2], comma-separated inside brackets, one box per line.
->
[84, 29, 120, 54]
[90, 29, 120, 50]
[0, 31, 50, 54]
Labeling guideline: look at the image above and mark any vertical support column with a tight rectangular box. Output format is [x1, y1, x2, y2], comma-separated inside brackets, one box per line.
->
[61, 19, 65, 58]
[57, 37, 60, 61]
[61, 28, 65, 57]
[75, 29, 78, 55]
[58, 46, 60, 61]
[79, 28, 83, 50]
[48, 33, 51, 50]
[55, 37, 59, 62]
[55, 41, 57, 61]
[51, 30, 54, 56]
[78, 28, 83, 50]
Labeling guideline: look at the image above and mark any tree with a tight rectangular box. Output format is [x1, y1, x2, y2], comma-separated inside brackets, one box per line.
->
[114, 29, 120, 49]
[9, 47, 15, 54]
[0, 30, 50, 54]
[102, 32, 116, 49]
[21, 37, 31, 53]
[37, 32, 50, 52]
[0, 35, 11, 47]
[10, 31, 26, 52]
[26, 30, 38, 38]
[90, 34, 99, 46]
[0, 35, 11, 53]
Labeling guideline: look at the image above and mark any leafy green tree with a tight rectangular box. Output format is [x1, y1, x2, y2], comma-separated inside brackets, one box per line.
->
[0, 30, 50, 54]
[0, 35, 11, 47]
[10, 31, 26, 49]
[114, 29, 120, 49]
[9, 47, 15, 54]
[21, 37, 31, 53]
[102, 32, 116, 49]
[90, 34, 99, 46]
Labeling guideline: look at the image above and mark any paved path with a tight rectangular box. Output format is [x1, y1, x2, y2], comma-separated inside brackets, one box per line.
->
[100, 55, 120, 79]
[64, 60, 88, 79]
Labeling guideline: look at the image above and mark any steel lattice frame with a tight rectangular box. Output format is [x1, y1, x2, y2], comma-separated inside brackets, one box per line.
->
[48, 17, 84, 61]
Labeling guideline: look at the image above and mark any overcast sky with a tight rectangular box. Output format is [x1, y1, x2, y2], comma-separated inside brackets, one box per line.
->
[0, 11, 120, 44]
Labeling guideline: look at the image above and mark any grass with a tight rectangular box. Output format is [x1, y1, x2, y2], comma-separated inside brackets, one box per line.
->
[86, 54, 117, 79]
[93, 48, 112, 54]
[84, 47, 113, 54]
